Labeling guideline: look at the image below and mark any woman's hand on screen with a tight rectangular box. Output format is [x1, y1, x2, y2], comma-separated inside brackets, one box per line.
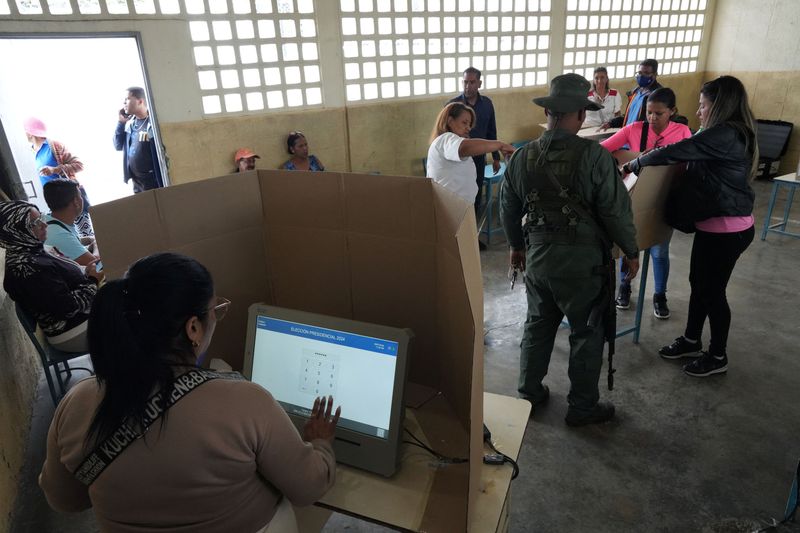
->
[303, 395, 341, 443]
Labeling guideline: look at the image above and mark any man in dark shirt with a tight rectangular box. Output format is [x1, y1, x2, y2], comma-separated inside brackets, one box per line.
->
[447, 67, 501, 218]
[113, 86, 164, 194]
[601, 59, 663, 129]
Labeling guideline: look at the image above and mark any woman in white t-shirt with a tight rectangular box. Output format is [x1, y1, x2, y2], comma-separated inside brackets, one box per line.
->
[584, 67, 622, 127]
[426, 102, 515, 205]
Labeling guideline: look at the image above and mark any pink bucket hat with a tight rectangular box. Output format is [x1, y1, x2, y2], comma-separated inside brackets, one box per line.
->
[23, 117, 47, 138]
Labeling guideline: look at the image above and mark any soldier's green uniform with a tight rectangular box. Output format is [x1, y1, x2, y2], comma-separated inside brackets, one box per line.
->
[500, 74, 638, 418]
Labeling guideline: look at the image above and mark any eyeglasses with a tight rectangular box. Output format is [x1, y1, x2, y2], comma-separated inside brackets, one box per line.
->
[210, 297, 231, 322]
[27, 217, 46, 231]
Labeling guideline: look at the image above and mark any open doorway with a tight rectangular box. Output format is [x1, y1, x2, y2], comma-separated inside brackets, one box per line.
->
[0, 34, 163, 211]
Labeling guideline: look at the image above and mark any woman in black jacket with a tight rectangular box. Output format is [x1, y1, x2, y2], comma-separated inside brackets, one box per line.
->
[624, 76, 757, 377]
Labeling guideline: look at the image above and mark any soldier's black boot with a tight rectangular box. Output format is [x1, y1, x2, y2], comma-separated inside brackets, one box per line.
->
[565, 401, 615, 427]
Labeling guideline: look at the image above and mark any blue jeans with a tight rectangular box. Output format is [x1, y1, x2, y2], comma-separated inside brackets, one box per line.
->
[620, 234, 672, 295]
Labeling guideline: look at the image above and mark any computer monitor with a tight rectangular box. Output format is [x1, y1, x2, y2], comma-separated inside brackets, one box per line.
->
[242, 304, 413, 477]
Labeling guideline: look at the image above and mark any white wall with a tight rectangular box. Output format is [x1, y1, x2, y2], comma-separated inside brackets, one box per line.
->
[0, 20, 203, 123]
[705, 0, 800, 72]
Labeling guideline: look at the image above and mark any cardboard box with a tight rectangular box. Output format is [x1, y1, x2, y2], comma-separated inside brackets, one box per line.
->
[91, 169, 484, 531]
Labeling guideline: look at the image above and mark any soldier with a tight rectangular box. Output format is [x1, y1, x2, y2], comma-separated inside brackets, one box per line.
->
[500, 73, 640, 427]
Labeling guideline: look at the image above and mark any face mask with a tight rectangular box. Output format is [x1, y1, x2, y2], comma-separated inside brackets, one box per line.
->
[636, 75, 654, 88]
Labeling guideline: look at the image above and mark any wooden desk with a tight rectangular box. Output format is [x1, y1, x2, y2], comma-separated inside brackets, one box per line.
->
[537, 123, 620, 141]
[296, 392, 530, 532]
[576, 126, 620, 140]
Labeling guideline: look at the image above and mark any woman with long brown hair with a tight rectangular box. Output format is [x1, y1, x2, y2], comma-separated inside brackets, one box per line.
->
[426, 102, 515, 206]
[624, 76, 757, 377]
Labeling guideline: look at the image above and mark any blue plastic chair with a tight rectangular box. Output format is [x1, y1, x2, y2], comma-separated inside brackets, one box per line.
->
[15, 303, 93, 405]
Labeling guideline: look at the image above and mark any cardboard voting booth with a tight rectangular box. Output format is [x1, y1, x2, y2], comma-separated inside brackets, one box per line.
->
[90, 170, 485, 531]
[612, 150, 683, 252]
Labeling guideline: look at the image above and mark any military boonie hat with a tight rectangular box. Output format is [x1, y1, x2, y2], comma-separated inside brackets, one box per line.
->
[533, 73, 602, 113]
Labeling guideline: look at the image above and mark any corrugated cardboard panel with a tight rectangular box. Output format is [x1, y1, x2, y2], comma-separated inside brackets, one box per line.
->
[348, 233, 439, 389]
[155, 172, 263, 245]
[259, 170, 345, 231]
[454, 216, 485, 530]
[415, 393, 471, 533]
[342, 174, 436, 242]
[629, 165, 681, 250]
[90, 192, 167, 280]
[172, 227, 269, 370]
[432, 184, 472, 259]
[263, 226, 352, 319]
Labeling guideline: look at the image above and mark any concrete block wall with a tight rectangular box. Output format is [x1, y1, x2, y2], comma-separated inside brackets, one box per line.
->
[0, 248, 40, 533]
[705, 0, 800, 174]
[161, 71, 704, 185]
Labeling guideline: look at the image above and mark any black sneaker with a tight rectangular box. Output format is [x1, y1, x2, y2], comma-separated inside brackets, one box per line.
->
[659, 336, 703, 359]
[615, 285, 631, 310]
[653, 293, 670, 319]
[565, 401, 615, 427]
[683, 352, 728, 377]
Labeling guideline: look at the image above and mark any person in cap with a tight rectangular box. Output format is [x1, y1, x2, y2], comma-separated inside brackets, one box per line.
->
[234, 148, 260, 173]
[23, 117, 95, 239]
[499, 73, 640, 427]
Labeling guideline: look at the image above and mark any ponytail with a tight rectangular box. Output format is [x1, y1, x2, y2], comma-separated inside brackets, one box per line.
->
[86, 253, 214, 445]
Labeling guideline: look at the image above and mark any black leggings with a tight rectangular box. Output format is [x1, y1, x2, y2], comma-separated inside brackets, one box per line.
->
[684, 226, 754, 357]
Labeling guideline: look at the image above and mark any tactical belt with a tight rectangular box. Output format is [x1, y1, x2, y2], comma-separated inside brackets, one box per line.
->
[74, 368, 246, 486]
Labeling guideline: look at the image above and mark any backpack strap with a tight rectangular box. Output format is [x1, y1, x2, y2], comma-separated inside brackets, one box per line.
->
[46, 218, 73, 233]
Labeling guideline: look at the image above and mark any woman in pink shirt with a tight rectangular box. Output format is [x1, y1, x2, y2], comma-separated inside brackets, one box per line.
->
[601, 88, 691, 320]
[623, 76, 757, 378]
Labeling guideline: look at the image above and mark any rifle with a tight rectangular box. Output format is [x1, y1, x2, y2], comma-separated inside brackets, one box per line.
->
[588, 256, 617, 390]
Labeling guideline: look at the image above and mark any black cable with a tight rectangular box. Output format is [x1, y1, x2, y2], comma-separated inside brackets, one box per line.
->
[403, 428, 468, 464]
[485, 435, 520, 480]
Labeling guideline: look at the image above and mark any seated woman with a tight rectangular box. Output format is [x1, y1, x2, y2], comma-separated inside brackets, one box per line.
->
[426, 102, 515, 206]
[584, 66, 622, 128]
[39, 252, 340, 533]
[600, 88, 692, 319]
[282, 131, 325, 171]
[0, 201, 101, 352]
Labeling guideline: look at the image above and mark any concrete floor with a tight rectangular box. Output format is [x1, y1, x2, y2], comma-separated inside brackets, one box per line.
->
[10, 180, 800, 533]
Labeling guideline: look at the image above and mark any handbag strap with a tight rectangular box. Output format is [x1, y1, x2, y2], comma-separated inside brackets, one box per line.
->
[639, 121, 649, 152]
[74, 368, 246, 486]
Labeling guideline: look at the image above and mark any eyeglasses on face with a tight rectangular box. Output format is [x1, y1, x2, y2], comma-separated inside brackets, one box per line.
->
[211, 297, 231, 322]
[27, 216, 46, 231]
